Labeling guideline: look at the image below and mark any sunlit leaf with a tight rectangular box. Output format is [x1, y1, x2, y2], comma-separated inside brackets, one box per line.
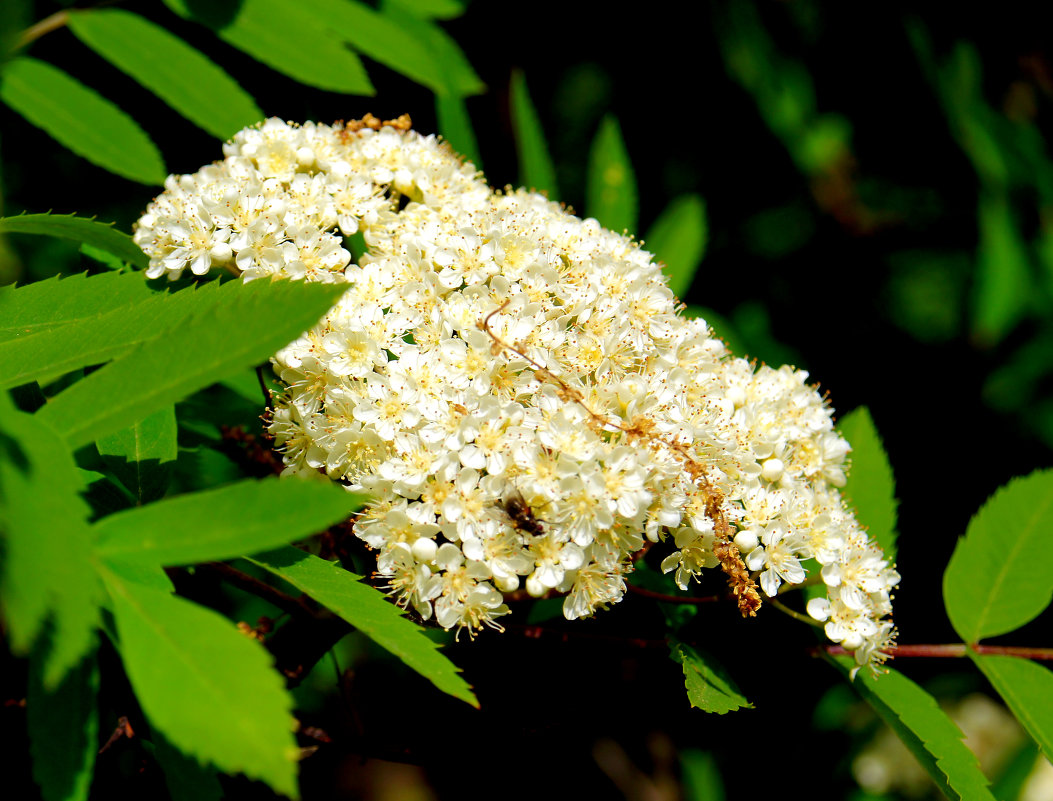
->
[96, 406, 178, 504]
[838, 406, 898, 560]
[246, 546, 478, 707]
[68, 8, 262, 139]
[645, 194, 707, 299]
[0, 57, 165, 184]
[0, 213, 148, 269]
[510, 70, 557, 197]
[943, 469, 1053, 643]
[586, 114, 637, 235]
[972, 654, 1053, 765]
[668, 638, 752, 714]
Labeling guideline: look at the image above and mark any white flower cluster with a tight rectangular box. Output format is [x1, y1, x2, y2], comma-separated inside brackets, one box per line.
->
[135, 117, 899, 671]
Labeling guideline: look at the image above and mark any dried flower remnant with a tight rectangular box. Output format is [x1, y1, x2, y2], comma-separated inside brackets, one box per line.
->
[134, 117, 900, 671]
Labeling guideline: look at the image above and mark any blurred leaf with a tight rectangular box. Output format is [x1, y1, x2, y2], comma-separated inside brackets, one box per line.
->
[103, 568, 298, 799]
[885, 250, 967, 343]
[163, 0, 373, 95]
[0, 57, 165, 184]
[68, 9, 262, 139]
[830, 657, 997, 801]
[510, 70, 557, 197]
[668, 638, 752, 714]
[0, 396, 100, 687]
[247, 546, 478, 707]
[0, 0, 30, 62]
[35, 278, 345, 448]
[680, 749, 725, 801]
[972, 654, 1053, 765]
[972, 191, 1031, 346]
[380, 2, 483, 97]
[645, 194, 707, 298]
[436, 92, 480, 167]
[383, 0, 465, 19]
[27, 644, 98, 801]
[95, 477, 364, 565]
[838, 407, 898, 560]
[943, 469, 1053, 643]
[0, 213, 148, 269]
[741, 202, 814, 259]
[586, 114, 637, 234]
[96, 405, 178, 504]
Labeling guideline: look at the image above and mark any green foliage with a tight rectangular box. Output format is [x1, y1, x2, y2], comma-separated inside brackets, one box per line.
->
[96, 406, 178, 504]
[830, 658, 997, 801]
[943, 469, 1053, 643]
[67, 8, 264, 139]
[247, 547, 479, 707]
[971, 654, 1053, 765]
[669, 638, 752, 714]
[645, 194, 708, 299]
[95, 477, 365, 565]
[586, 115, 638, 235]
[838, 407, 899, 560]
[972, 190, 1032, 346]
[436, 92, 482, 167]
[0, 57, 166, 185]
[510, 70, 558, 197]
[680, 749, 726, 801]
[102, 567, 300, 798]
[0, 213, 148, 269]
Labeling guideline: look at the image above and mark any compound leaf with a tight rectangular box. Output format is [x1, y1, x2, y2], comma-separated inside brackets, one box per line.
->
[669, 638, 752, 714]
[96, 405, 178, 504]
[0, 213, 148, 270]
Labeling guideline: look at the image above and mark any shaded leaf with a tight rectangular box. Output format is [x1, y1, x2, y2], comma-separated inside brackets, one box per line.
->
[838, 406, 898, 560]
[96, 405, 178, 504]
[246, 547, 478, 707]
[27, 643, 99, 801]
[943, 469, 1053, 643]
[436, 92, 481, 167]
[586, 115, 637, 234]
[36, 278, 345, 449]
[381, 3, 483, 97]
[68, 8, 262, 139]
[829, 657, 997, 801]
[510, 70, 557, 197]
[95, 477, 364, 565]
[103, 568, 298, 798]
[0, 213, 148, 269]
[972, 653, 1053, 765]
[0, 57, 165, 184]
[668, 638, 752, 714]
[152, 733, 224, 801]
[0, 396, 100, 687]
[163, 0, 372, 95]
[645, 194, 707, 299]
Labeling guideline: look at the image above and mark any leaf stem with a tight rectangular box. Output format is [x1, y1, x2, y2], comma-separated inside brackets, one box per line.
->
[768, 597, 824, 628]
[16, 11, 69, 49]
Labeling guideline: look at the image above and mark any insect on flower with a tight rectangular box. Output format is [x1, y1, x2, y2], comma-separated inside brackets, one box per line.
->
[499, 489, 545, 537]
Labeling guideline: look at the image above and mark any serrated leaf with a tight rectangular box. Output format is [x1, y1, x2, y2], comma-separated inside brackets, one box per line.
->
[95, 477, 364, 565]
[972, 653, 1053, 764]
[381, 3, 483, 97]
[645, 194, 707, 299]
[163, 0, 373, 96]
[838, 406, 898, 560]
[510, 70, 558, 197]
[972, 190, 1030, 346]
[102, 569, 298, 798]
[0, 397, 100, 687]
[27, 643, 99, 801]
[668, 638, 752, 714]
[0, 278, 224, 390]
[0, 57, 166, 184]
[943, 469, 1053, 643]
[68, 9, 263, 139]
[586, 115, 638, 235]
[35, 278, 345, 449]
[436, 92, 481, 167]
[0, 213, 148, 269]
[96, 406, 177, 503]
[246, 546, 478, 707]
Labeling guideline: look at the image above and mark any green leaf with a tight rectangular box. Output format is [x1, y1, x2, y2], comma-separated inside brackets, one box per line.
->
[0, 396, 100, 687]
[27, 644, 99, 801]
[68, 9, 263, 140]
[680, 749, 725, 801]
[246, 546, 478, 707]
[96, 405, 178, 503]
[0, 213, 148, 269]
[0, 57, 166, 185]
[163, 0, 373, 96]
[35, 278, 345, 449]
[668, 638, 752, 714]
[383, 0, 465, 19]
[95, 477, 364, 565]
[436, 92, 481, 167]
[972, 654, 1053, 765]
[943, 469, 1053, 643]
[0, 278, 224, 390]
[838, 406, 898, 560]
[103, 568, 298, 798]
[645, 194, 707, 298]
[829, 657, 997, 801]
[152, 733, 224, 801]
[510, 70, 557, 197]
[381, 3, 483, 97]
[972, 190, 1031, 346]
[586, 114, 638, 235]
